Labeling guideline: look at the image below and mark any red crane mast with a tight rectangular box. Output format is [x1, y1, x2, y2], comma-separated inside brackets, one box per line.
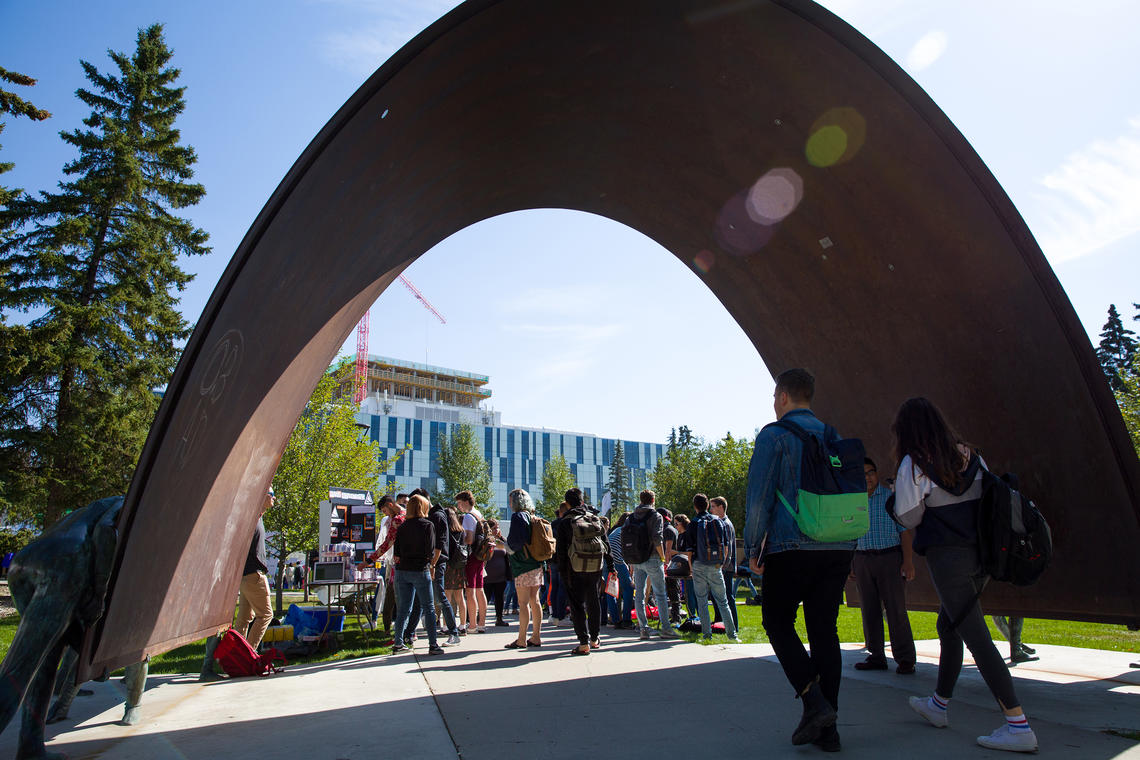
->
[351, 275, 446, 404]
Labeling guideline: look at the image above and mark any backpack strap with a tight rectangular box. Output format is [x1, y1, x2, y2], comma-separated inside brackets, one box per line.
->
[768, 418, 810, 442]
[943, 576, 989, 636]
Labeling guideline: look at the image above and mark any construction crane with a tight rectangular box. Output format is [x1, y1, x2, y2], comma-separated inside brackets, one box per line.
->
[352, 275, 446, 403]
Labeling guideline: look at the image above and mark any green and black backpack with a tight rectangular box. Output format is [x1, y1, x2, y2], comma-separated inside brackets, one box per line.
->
[766, 419, 869, 542]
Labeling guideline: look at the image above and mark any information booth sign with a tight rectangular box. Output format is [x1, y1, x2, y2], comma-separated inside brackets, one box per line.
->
[319, 487, 376, 563]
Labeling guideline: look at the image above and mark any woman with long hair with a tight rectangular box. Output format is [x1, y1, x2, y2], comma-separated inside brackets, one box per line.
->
[390, 495, 443, 655]
[504, 488, 545, 649]
[892, 397, 1036, 753]
[442, 506, 468, 632]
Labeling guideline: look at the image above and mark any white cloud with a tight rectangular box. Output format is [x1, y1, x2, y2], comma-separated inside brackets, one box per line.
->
[318, 0, 460, 78]
[1032, 116, 1140, 263]
[905, 30, 948, 71]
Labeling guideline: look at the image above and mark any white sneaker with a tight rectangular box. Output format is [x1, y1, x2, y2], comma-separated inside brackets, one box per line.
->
[546, 616, 557, 626]
[444, 634, 461, 646]
[977, 724, 1038, 752]
[908, 696, 949, 728]
[476, 626, 486, 633]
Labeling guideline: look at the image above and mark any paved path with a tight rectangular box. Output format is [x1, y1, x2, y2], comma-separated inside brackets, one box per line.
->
[3, 622, 1138, 758]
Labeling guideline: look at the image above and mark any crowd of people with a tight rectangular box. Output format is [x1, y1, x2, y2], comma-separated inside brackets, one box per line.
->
[369, 484, 748, 658]
[360, 366, 1040, 754]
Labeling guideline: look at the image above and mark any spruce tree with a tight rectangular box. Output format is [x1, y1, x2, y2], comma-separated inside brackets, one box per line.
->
[0, 66, 51, 212]
[0, 26, 208, 528]
[1096, 304, 1137, 391]
[605, 440, 632, 512]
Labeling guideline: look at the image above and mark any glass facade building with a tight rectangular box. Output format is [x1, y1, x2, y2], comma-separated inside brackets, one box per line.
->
[353, 357, 663, 519]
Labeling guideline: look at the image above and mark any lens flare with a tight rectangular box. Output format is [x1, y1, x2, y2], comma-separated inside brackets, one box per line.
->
[805, 107, 866, 167]
[715, 190, 776, 256]
[746, 168, 804, 225]
[693, 249, 715, 273]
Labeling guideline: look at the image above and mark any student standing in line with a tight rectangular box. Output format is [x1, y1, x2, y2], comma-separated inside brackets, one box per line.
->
[390, 495, 444, 656]
[484, 520, 511, 627]
[554, 488, 609, 655]
[456, 491, 489, 633]
[709, 496, 740, 630]
[606, 512, 635, 628]
[892, 397, 1037, 753]
[504, 488, 545, 649]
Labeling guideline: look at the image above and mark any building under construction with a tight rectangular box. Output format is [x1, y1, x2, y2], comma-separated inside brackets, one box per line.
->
[357, 355, 492, 410]
[351, 356, 663, 516]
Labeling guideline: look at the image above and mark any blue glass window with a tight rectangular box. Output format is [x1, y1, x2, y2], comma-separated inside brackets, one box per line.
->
[413, 419, 422, 450]
[387, 418, 397, 449]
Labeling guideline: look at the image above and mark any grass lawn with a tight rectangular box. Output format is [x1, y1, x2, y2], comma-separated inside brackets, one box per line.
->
[667, 590, 1140, 653]
[0, 590, 394, 676]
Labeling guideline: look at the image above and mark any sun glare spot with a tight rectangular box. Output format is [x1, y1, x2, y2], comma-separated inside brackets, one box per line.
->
[805, 107, 866, 167]
[747, 168, 804, 225]
[714, 190, 776, 256]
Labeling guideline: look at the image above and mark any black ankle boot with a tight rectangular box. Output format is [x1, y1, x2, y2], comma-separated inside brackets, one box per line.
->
[791, 681, 837, 745]
[813, 723, 841, 752]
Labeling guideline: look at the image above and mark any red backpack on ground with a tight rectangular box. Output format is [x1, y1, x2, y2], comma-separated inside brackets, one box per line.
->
[214, 628, 287, 677]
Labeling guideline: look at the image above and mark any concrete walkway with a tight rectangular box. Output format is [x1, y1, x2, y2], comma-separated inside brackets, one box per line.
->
[3, 623, 1138, 759]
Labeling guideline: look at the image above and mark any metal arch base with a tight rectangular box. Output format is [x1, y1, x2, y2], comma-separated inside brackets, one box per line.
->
[79, 0, 1140, 679]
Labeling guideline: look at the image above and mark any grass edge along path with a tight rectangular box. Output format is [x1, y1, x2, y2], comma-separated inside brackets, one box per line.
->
[0, 591, 1137, 674]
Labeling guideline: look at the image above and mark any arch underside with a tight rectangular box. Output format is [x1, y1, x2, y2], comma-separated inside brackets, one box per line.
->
[80, 0, 1140, 678]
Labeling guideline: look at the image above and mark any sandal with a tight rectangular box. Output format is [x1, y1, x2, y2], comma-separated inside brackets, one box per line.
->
[527, 639, 542, 648]
[505, 641, 525, 649]
[571, 645, 591, 656]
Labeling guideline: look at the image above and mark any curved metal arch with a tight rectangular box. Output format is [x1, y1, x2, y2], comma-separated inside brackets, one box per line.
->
[83, 0, 1140, 676]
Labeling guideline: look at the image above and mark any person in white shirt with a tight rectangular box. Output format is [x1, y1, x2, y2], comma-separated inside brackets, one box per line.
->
[457, 490, 489, 633]
[893, 397, 1037, 754]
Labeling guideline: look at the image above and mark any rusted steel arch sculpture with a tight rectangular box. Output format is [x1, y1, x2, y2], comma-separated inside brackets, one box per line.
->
[79, 0, 1140, 677]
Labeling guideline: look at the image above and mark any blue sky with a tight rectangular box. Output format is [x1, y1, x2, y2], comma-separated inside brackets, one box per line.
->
[2, 1, 1138, 444]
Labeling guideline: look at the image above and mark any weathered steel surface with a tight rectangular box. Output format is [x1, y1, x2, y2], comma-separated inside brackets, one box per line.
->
[80, 0, 1140, 678]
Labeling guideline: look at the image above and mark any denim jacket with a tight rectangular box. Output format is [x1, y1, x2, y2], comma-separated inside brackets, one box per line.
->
[744, 409, 858, 559]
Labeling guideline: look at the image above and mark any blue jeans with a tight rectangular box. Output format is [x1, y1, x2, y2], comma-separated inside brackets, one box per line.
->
[632, 558, 674, 633]
[393, 568, 438, 648]
[606, 562, 634, 623]
[408, 561, 459, 636]
[505, 580, 518, 612]
[683, 578, 698, 616]
[693, 562, 737, 639]
[433, 561, 458, 635]
[734, 574, 759, 597]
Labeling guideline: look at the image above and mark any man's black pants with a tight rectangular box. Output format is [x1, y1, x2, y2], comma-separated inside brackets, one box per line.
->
[761, 549, 854, 710]
[563, 571, 603, 646]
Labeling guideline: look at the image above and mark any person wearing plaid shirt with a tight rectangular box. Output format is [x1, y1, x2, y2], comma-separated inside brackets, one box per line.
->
[852, 457, 917, 674]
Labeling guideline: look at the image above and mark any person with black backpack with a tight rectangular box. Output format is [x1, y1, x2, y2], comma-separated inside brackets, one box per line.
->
[553, 488, 609, 655]
[680, 494, 740, 642]
[624, 490, 681, 641]
[743, 369, 860, 752]
[892, 397, 1037, 753]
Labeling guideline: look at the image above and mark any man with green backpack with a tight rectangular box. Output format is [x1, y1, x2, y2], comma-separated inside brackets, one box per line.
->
[744, 368, 869, 753]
